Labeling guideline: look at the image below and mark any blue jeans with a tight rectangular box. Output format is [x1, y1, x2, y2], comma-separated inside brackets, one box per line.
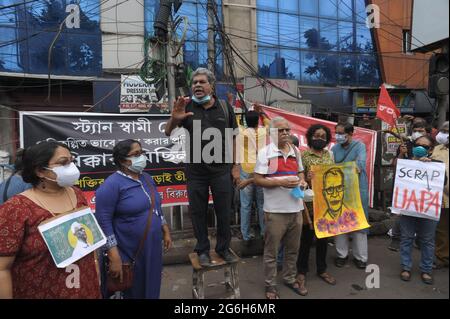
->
[240, 169, 264, 240]
[400, 215, 438, 274]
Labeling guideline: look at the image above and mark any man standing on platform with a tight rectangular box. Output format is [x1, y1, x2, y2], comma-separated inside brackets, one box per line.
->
[165, 68, 239, 266]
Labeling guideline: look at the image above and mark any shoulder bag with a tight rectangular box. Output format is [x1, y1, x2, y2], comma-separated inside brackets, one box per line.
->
[105, 176, 156, 294]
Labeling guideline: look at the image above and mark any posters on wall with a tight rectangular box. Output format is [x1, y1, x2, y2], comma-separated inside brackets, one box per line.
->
[120, 75, 169, 114]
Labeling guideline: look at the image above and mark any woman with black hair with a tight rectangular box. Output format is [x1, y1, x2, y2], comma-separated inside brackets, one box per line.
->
[399, 135, 443, 285]
[0, 141, 101, 298]
[95, 139, 172, 299]
[296, 124, 337, 295]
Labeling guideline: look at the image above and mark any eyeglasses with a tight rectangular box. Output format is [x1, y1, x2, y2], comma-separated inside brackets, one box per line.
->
[278, 128, 291, 133]
[48, 156, 76, 167]
[324, 184, 344, 195]
[127, 150, 145, 157]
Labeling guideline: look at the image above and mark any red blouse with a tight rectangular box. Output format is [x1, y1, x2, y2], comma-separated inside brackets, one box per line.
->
[0, 187, 101, 299]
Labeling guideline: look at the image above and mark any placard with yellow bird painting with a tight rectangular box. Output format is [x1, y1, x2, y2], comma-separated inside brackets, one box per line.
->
[311, 162, 370, 238]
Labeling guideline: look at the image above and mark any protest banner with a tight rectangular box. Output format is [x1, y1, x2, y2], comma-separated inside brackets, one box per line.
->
[20, 112, 188, 209]
[263, 106, 377, 207]
[311, 162, 370, 238]
[391, 159, 446, 221]
[381, 121, 407, 166]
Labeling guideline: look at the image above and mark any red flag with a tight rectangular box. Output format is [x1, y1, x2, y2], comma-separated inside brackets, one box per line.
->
[376, 84, 401, 128]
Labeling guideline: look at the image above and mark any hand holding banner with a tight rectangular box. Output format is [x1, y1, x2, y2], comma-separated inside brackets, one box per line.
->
[391, 159, 446, 221]
[311, 162, 370, 238]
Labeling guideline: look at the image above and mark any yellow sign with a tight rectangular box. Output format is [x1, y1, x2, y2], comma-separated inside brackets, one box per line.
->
[311, 162, 370, 238]
[355, 92, 407, 108]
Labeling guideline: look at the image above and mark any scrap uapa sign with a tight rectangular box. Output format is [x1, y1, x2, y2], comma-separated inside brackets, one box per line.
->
[391, 159, 446, 221]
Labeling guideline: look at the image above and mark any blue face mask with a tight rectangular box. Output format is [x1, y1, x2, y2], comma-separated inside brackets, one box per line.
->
[192, 94, 211, 105]
[126, 154, 147, 174]
[412, 146, 429, 158]
[335, 134, 348, 145]
[290, 186, 305, 199]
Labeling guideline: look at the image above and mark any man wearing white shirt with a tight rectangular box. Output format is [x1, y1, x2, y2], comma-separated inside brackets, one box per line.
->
[254, 116, 308, 299]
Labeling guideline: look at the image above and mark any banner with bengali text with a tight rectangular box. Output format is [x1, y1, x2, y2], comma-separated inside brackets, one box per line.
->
[20, 112, 188, 209]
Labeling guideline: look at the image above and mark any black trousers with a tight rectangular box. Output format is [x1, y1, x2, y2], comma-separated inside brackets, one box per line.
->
[297, 223, 328, 275]
[187, 171, 233, 255]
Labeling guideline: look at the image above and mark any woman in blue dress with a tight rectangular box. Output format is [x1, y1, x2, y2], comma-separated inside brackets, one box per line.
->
[96, 139, 172, 299]
[331, 122, 369, 269]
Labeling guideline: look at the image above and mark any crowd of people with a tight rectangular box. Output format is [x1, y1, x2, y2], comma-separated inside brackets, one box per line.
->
[0, 67, 448, 299]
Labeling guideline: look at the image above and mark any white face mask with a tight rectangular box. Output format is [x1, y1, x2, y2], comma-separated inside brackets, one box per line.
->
[45, 162, 80, 187]
[436, 132, 449, 145]
[411, 131, 425, 140]
[126, 154, 147, 174]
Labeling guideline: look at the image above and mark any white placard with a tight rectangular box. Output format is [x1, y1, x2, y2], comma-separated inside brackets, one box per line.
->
[391, 159, 446, 221]
[38, 207, 106, 268]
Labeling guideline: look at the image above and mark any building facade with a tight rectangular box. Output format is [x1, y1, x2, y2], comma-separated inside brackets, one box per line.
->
[0, 0, 436, 150]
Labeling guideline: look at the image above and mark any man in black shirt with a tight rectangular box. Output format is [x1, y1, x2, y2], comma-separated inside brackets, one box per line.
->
[165, 68, 240, 266]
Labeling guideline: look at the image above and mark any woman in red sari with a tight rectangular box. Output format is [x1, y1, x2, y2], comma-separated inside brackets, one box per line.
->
[0, 141, 101, 299]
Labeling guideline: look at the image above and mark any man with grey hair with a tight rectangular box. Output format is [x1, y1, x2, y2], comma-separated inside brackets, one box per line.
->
[71, 222, 91, 258]
[164, 67, 239, 266]
[254, 116, 308, 298]
[431, 121, 449, 268]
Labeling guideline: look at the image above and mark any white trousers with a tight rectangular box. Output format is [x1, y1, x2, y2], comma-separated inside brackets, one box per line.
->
[335, 231, 368, 262]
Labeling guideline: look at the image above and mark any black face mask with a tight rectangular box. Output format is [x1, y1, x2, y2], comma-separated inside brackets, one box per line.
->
[311, 139, 328, 150]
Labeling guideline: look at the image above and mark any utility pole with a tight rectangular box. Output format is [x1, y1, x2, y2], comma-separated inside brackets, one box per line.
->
[165, 16, 182, 228]
[207, 0, 215, 75]
[167, 17, 176, 111]
[437, 43, 449, 128]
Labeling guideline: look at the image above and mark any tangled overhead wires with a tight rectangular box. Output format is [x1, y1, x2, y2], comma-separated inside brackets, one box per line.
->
[139, 37, 167, 96]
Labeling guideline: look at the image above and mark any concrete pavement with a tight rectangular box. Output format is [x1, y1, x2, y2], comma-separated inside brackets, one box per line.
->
[160, 236, 449, 299]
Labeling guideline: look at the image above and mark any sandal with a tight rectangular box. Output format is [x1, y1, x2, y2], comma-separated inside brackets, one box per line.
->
[265, 286, 280, 299]
[318, 272, 336, 286]
[400, 270, 411, 282]
[285, 279, 308, 296]
[421, 273, 433, 285]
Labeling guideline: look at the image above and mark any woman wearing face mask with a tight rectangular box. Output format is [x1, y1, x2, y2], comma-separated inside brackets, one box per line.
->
[296, 124, 336, 294]
[95, 139, 172, 299]
[331, 123, 369, 269]
[400, 135, 445, 284]
[0, 141, 101, 299]
[431, 122, 449, 269]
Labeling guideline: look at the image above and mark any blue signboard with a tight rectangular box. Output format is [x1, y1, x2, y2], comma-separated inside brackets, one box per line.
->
[0, 0, 102, 76]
